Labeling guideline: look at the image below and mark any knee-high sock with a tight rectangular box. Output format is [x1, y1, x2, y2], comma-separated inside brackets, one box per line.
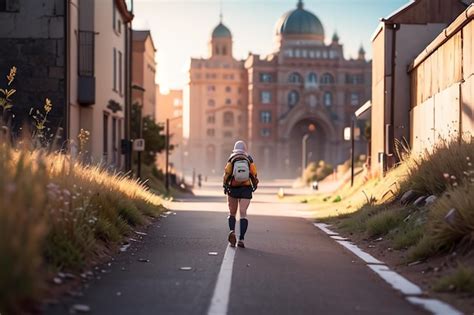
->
[228, 215, 236, 231]
[239, 218, 248, 240]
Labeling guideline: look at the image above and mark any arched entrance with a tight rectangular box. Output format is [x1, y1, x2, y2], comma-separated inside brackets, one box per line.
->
[288, 119, 330, 177]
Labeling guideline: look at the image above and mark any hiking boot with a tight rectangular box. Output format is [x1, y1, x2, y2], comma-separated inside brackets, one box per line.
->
[228, 231, 236, 247]
[237, 240, 245, 248]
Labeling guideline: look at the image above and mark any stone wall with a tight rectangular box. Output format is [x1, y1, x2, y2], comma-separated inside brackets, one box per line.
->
[0, 0, 67, 139]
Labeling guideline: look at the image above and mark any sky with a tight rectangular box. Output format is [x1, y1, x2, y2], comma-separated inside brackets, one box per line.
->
[133, 0, 408, 92]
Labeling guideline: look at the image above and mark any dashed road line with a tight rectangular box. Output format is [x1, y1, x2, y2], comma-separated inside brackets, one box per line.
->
[314, 222, 463, 315]
[207, 245, 236, 315]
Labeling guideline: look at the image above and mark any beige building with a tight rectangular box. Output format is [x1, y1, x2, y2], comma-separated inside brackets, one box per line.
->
[184, 20, 248, 176]
[184, 1, 371, 178]
[0, 0, 134, 169]
[157, 89, 184, 173]
[369, 0, 469, 175]
[132, 30, 157, 119]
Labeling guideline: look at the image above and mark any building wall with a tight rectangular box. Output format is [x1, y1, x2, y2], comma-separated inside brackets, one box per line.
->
[0, 0, 67, 137]
[132, 32, 157, 119]
[156, 89, 183, 173]
[409, 15, 474, 153]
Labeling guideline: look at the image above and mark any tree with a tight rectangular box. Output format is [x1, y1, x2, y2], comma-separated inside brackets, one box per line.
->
[131, 103, 166, 166]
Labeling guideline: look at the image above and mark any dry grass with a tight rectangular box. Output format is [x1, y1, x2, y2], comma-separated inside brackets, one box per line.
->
[433, 265, 474, 293]
[0, 141, 164, 313]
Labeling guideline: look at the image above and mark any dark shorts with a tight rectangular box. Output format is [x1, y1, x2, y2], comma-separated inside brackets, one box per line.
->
[229, 186, 253, 199]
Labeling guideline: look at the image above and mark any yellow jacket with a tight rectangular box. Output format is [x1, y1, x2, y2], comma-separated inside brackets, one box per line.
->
[223, 155, 258, 187]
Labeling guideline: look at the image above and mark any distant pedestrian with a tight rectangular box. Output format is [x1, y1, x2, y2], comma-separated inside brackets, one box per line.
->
[223, 140, 258, 248]
[198, 174, 202, 188]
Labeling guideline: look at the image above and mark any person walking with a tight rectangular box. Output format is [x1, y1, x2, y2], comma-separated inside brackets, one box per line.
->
[223, 140, 258, 248]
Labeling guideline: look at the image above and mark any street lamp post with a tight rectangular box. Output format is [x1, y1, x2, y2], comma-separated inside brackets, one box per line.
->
[302, 133, 310, 177]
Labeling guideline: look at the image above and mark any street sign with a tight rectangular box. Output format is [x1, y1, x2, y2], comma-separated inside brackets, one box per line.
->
[344, 127, 351, 141]
[133, 138, 145, 151]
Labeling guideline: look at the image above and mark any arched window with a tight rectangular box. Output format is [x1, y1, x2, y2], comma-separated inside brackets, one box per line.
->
[288, 72, 302, 84]
[324, 92, 332, 106]
[307, 72, 318, 85]
[321, 73, 335, 85]
[222, 45, 227, 56]
[215, 46, 220, 55]
[223, 111, 234, 125]
[288, 90, 299, 107]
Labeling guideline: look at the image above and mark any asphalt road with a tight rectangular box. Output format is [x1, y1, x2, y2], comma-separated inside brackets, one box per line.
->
[46, 181, 426, 315]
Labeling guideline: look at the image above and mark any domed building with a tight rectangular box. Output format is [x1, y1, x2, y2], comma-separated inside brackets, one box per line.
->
[185, 1, 371, 178]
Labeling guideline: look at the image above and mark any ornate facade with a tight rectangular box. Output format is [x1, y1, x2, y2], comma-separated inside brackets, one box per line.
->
[184, 1, 371, 178]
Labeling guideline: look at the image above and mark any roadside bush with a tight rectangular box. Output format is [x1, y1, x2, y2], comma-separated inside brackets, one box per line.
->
[302, 160, 333, 184]
[0, 141, 164, 313]
[434, 265, 474, 293]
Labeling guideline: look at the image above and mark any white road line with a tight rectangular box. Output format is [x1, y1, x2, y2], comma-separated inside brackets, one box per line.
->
[336, 240, 384, 265]
[314, 223, 339, 235]
[368, 264, 422, 295]
[407, 297, 463, 315]
[207, 245, 236, 315]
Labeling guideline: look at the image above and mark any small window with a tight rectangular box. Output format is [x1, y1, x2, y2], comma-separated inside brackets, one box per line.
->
[222, 46, 227, 55]
[225, 99, 231, 105]
[307, 73, 317, 85]
[225, 86, 231, 93]
[324, 92, 333, 106]
[260, 73, 272, 83]
[207, 85, 216, 92]
[288, 90, 299, 107]
[173, 98, 182, 106]
[260, 91, 271, 104]
[223, 111, 234, 125]
[118, 51, 123, 94]
[351, 92, 359, 106]
[207, 129, 215, 137]
[260, 111, 272, 124]
[224, 131, 233, 138]
[207, 115, 215, 124]
[260, 128, 271, 137]
[113, 48, 117, 91]
[289, 72, 302, 84]
[208, 99, 215, 107]
[321, 73, 335, 85]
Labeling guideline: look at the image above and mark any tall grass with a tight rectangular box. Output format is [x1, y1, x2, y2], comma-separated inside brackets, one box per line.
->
[0, 140, 164, 312]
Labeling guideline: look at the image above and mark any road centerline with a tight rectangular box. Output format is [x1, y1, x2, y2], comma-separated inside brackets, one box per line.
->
[207, 245, 236, 315]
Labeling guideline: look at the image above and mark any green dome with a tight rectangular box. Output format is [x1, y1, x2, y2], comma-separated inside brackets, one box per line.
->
[275, 1, 324, 38]
[212, 23, 232, 38]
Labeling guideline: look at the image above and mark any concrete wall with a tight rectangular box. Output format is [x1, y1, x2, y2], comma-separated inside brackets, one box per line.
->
[410, 18, 473, 154]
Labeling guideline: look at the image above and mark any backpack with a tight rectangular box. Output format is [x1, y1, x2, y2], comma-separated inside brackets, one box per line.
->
[231, 156, 250, 182]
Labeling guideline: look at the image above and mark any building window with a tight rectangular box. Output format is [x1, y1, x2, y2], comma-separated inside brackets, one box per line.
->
[173, 98, 182, 106]
[222, 46, 227, 56]
[113, 48, 117, 91]
[112, 117, 117, 165]
[260, 73, 272, 83]
[295, 49, 301, 58]
[324, 92, 333, 106]
[207, 115, 215, 124]
[223, 111, 234, 125]
[103, 113, 109, 159]
[225, 86, 231, 93]
[207, 85, 216, 92]
[288, 90, 299, 107]
[260, 111, 271, 124]
[215, 46, 220, 55]
[208, 99, 215, 107]
[118, 51, 123, 95]
[260, 91, 271, 104]
[225, 98, 231, 105]
[207, 129, 215, 137]
[321, 73, 335, 85]
[112, 1, 116, 30]
[0, 0, 18, 12]
[307, 72, 317, 85]
[289, 72, 302, 84]
[224, 131, 233, 138]
[351, 92, 359, 106]
[261, 128, 271, 137]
